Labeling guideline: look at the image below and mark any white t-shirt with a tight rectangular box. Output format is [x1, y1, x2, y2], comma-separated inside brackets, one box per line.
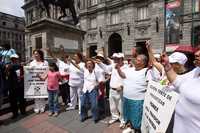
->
[68, 62, 84, 87]
[56, 59, 70, 75]
[98, 62, 128, 89]
[82, 68, 102, 93]
[95, 64, 105, 82]
[123, 67, 148, 100]
[146, 66, 164, 82]
[172, 67, 200, 133]
[29, 60, 48, 67]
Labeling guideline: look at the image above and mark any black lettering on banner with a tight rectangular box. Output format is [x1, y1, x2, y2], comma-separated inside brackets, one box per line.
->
[32, 75, 38, 78]
[145, 112, 149, 120]
[27, 68, 34, 71]
[36, 83, 44, 85]
[150, 110, 160, 125]
[30, 83, 35, 85]
[150, 85, 158, 92]
[145, 105, 149, 112]
[166, 95, 172, 101]
[148, 116, 156, 130]
[157, 89, 167, 98]
[150, 101, 159, 112]
[35, 79, 43, 82]
[150, 93, 165, 106]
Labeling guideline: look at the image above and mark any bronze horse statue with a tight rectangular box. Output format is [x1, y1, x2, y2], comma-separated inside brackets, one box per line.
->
[38, 0, 79, 25]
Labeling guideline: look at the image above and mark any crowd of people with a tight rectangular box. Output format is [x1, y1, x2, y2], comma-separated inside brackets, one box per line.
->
[0, 41, 200, 133]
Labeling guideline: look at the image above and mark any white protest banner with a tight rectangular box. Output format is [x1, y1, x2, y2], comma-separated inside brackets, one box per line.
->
[24, 66, 48, 98]
[143, 81, 179, 133]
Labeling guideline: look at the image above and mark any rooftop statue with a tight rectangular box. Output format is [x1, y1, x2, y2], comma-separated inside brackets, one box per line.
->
[37, 0, 79, 25]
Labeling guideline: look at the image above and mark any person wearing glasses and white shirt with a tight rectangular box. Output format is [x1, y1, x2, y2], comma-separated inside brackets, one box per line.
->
[161, 49, 200, 133]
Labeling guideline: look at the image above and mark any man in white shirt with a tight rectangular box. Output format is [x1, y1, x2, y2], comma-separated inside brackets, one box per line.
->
[96, 53, 127, 128]
[117, 54, 148, 133]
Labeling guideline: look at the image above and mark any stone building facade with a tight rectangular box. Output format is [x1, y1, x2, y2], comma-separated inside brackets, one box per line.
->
[22, 0, 200, 58]
[0, 12, 25, 60]
[79, 0, 200, 57]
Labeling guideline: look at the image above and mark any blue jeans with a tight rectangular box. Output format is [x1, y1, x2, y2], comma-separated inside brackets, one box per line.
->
[80, 88, 98, 121]
[48, 90, 59, 113]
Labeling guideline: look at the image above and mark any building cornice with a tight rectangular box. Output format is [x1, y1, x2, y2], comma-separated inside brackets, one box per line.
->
[0, 12, 25, 22]
[80, 0, 135, 16]
[25, 17, 86, 35]
[0, 26, 25, 32]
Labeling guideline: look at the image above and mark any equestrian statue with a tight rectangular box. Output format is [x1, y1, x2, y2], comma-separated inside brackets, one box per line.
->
[37, 0, 79, 25]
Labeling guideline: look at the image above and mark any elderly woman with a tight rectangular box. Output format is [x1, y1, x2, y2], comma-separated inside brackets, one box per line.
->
[30, 49, 48, 114]
[117, 54, 148, 133]
[80, 59, 103, 123]
[162, 49, 200, 133]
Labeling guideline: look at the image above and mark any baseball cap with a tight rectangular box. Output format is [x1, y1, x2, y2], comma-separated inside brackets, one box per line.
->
[10, 54, 19, 59]
[96, 53, 104, 58]
[118, 53, 124, 58]
[169, 52, 188, 65]
[112, 53, 118, 58]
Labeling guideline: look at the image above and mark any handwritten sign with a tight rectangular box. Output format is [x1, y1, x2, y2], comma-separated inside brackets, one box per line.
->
[24, 66, 48, 98]
[143, 81, 179, 133]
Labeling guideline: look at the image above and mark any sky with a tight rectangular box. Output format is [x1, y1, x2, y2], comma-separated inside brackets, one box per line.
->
[0, 0, 24, 17]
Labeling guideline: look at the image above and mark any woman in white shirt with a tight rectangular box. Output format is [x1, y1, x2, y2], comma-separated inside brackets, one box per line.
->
[66, 53, 84, 112]
[162, 49, 200, 133]
[29, 50, 48, 114]
[80, 59, 103, 123]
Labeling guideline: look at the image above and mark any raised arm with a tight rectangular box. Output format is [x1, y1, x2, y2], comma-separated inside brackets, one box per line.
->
[146, 40, 164, 74]
[37, 73, 48, 81]
[95, 59, 112, 74]
[116, 64, 126, 79]
[69, 57, 81, 70]
[161, 53, 177, 83]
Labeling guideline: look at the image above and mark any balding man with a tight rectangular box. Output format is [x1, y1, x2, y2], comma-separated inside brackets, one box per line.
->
[117, 54, 148, 133]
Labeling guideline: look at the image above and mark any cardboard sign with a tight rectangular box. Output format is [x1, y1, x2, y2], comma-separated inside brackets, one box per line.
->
[24, 66, 48, 98]
[143, 81, 179, 133]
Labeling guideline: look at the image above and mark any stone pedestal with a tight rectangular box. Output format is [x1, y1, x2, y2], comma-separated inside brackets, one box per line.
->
[25, 18, 85, 59]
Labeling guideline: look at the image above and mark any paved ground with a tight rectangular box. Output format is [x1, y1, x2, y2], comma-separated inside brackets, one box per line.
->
[0, 105, 122, 133]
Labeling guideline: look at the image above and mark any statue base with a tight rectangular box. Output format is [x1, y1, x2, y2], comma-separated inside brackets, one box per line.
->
[26, 18, 85, 59]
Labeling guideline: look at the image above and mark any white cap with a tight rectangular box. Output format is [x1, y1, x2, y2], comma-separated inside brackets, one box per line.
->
[169, 52, 188, 65]
[118, 53, 124, 58]
[112, 53, 118, 58]
[96, 53, 104, 58]
[154, 54, 161, 59]
[10, 54, 19, 59]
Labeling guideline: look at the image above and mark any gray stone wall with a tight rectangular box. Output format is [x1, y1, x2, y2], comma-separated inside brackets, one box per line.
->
[0, 12, 25, 60]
